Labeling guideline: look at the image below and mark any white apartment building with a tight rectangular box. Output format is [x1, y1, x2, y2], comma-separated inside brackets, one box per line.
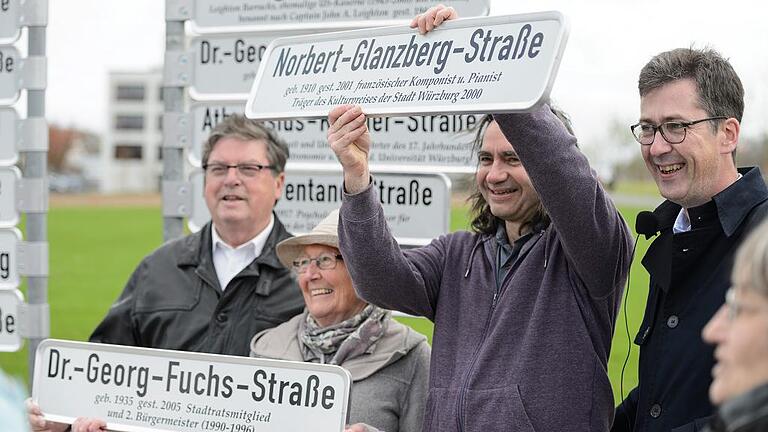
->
[101, 70, 164, 193]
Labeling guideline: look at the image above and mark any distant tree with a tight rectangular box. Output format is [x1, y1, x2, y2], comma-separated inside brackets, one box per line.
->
[48, 125, 77, 172]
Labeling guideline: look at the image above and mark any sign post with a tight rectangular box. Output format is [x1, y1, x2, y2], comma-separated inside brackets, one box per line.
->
[189, 169, 450, 246]
[0, 289, 22, 351]
[186, 0, 490, 33]
[33, 340, 352, 432]
[245, 13, 569, 119]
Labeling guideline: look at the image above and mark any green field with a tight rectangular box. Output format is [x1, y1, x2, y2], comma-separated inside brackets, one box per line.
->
[1, 200, 651, 406]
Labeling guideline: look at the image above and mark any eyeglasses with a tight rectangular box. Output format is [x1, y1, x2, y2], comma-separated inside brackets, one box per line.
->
[724, 288, 766, 322]
[292, 253, 343, 273]
[630, 117, 728, 145]
[202, 163, 275, 178]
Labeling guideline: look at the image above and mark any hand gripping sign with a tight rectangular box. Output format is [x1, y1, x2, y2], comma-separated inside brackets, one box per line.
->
[33, 340, 352, 432]
[245, 12, 568, 120]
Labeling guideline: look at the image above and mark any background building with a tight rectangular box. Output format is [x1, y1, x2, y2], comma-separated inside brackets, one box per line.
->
[101, 70, 163, 193]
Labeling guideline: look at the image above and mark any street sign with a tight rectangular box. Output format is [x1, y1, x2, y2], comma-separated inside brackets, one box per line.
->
[191, 102, 479, 172]
[190, 33, 273, 99]
[188, 0, 490, 34]
[246, 12, 569, 120]
[0, 165, 20, 227]
[189, 169, 450, 245]
[0, 227, 20, 288]
[0, 289, 22, 352]
[0, 0, 20, 42]
[0, 45, 21, 102]
[0, 107, 19, 165]
[33, 339, 352, 432]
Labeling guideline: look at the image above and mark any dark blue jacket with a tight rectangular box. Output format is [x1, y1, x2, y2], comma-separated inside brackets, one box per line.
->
[613, 167, 768, 432]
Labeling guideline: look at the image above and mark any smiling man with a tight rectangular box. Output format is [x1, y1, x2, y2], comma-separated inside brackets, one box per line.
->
[29, 116, 305, 432]
[613, 48, 768, 432]
[327, 98, 632, 431]
[89, 114, 304, 356]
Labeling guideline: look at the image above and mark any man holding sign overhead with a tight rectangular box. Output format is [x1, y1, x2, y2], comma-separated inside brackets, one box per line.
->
[328, 8, 632, 432]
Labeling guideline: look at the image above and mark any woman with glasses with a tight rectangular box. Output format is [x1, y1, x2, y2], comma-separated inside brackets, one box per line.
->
[250, 209, 430, 432]
[701, 219, 768, 431]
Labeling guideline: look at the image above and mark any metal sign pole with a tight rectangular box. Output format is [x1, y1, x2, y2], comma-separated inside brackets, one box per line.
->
[24, 8, 50, 386]
[161, 16, 187, 241]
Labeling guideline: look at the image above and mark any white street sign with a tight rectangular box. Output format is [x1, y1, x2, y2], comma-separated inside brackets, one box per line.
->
[189, 169, 450, 245]
[190, 34, 273, 99]
[0, 0, 20, 42]
[0, 289, 22, 352]
[0, 108, 19, 165]
[246, 12, 569, 120]
[191, 102, 479, 172]
[0, 227, 20, 288]
[0, 165, 20, 226]
[0, 45, 21, 102]
[189, 0, 489, 34]
[33, 339, 352, 432]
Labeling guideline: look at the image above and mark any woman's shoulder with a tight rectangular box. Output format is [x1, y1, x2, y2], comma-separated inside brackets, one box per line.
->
[249, 313, 304, 360]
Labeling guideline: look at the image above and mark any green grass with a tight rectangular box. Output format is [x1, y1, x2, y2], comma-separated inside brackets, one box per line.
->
[1, 201, 650, 406]
[614, 179, 664, 198]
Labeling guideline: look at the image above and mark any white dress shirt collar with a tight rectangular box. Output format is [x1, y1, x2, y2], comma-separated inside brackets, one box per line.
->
[211, 215, 275, 291]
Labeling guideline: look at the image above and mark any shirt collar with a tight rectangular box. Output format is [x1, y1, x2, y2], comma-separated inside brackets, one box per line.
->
[211, 214, 275, 257]
[662, 168, 767, 237]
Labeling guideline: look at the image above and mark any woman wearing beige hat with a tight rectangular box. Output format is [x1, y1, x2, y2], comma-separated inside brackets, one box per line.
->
[250, 209, 431, 432]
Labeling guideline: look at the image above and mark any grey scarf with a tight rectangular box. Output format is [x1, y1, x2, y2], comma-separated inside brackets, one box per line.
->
[299, 304, 389, 365]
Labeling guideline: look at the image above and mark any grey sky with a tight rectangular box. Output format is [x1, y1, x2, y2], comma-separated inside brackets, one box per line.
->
[37, 0, 768, 158]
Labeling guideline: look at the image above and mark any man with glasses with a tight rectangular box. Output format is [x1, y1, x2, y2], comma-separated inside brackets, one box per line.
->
[29, 117, 304, 431]
[88, 114, 304, 356]
[612, 48, 768, 432]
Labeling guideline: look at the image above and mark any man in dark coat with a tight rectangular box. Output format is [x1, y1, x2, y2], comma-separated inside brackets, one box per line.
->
[30, 116, 305, 432]
[88, 114, 304, 356]
[613, 47, 768, 432]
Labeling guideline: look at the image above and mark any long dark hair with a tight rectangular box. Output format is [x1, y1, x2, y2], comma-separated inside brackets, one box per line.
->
[468, 107, 575, 237]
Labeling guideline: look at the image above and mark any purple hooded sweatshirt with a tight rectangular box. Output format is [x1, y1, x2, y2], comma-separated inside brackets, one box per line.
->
[339, 106, 633, 432]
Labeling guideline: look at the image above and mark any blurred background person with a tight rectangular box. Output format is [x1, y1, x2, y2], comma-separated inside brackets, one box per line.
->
[1, 368, 29, 432]
[251, 209, 431, 432]
[701, 219, 768, 431]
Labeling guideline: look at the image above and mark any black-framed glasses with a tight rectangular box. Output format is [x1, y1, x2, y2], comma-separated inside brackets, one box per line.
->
[292, 253, 343, 273]
[630, 116, 728, 146]
[202, 163, 276, 178]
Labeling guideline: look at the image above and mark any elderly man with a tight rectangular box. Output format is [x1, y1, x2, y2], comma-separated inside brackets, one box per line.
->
[87, 114, 304, 355]
[29, 115, 304, 432]
[613, 48, 768, 432]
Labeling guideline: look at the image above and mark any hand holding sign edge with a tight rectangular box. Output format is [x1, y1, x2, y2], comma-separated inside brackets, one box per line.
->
[328, 104, 371, 195]
[410, 4, 459, 34]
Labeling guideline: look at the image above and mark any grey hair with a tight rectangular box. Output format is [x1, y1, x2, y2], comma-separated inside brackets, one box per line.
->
[638, 47, 744, 128]
[731, 219, 768, 298]
[201, 115, 289, 175]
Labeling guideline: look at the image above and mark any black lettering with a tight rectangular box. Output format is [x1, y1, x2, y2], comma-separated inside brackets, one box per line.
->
[251, 369, 267, 401]
[166, 361, 180, 392]
[47, 349, 61, 378]
[0, 252, 9, 279]
[221, 375, 233, 398]
[529, 32, 544, 58]
[321, 386, 335, 409]
[200, 40, 219, 65]
[86, 354, 100, 383]
[465, 29, 484, 62]
[351, 40, 368, 71]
